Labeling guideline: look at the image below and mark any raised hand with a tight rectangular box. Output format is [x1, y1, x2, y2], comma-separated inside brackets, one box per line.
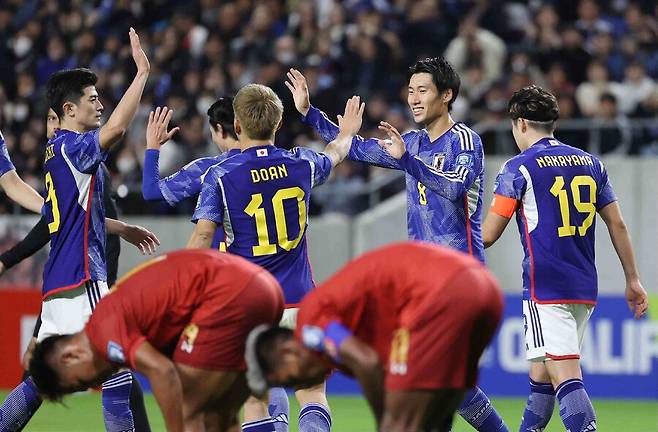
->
[337, 96, 365, 138]
[377, 121, 406, 160]
[285, 68, 311, 116]
[146, 107, 180, 150]
[129, 27, 150, 75]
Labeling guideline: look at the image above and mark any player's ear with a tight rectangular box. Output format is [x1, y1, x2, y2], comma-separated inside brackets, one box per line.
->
[216, 124, 225, 138]
[63, 101, 76, 118]
[442, 89, 453, 105]
[234, 119, 242, 136]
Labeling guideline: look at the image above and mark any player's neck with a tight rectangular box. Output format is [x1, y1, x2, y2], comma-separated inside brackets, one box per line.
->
[59, 120, 90, 134]
[239, 138, 274, 151]
[424, 113, 455, 142]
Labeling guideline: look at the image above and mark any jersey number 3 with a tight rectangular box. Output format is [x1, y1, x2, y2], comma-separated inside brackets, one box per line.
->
[550, 175, 597, 237]
[244, 186, 306, 256]
[44, 172, 61, 234]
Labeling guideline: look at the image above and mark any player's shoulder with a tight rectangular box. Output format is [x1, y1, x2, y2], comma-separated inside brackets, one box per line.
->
[205, 152, 248, 181]
[286, 146, 326, 163]
[450, 122, 482, 152]
[498, 152, 528, 176]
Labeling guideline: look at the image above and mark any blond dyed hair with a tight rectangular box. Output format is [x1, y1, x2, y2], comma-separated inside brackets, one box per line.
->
[233, 84, 284, 140]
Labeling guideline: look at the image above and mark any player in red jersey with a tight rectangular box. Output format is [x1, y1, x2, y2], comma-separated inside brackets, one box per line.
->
[245, 242, 503, 432]
[28, 249, 284, 432]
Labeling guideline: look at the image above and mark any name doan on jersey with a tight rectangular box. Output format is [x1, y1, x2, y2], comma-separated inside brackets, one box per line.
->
[536, 154, 594, 168]
[250, 163, 289, 183]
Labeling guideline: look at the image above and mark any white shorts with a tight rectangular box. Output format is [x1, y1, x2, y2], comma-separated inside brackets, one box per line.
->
[37, 280, 109, 342]
[279, 307, 299, 330]
[523, 300, 594, 361]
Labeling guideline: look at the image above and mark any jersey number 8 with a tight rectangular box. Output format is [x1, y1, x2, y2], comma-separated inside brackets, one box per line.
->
[550, 175, 597, 237]
[245, 186, 306, 256]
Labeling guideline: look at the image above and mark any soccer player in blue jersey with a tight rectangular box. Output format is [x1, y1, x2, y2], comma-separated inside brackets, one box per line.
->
[287, 59, 508, 432]
[0, 128, 45, 214]
[142, 98, 240, 250]
[188, 84, 364, 432]
[482, 85, 649, 432]
[0, 28, 153, 432]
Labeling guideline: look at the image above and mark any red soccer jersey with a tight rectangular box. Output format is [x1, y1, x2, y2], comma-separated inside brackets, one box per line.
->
[86, 249, 269, 368]
[295, 241, 487, 373]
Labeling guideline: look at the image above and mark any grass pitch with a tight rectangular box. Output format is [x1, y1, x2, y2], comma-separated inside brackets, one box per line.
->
[4, 392, 656, 431]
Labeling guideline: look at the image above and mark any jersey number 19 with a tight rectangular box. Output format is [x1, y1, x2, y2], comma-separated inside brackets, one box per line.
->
[550, 175, 597, 237]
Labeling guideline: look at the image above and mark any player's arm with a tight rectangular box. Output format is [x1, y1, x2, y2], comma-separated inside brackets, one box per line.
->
[322, 96, 365, 167]
[142, 107, 182, 202]
[286, 68, 401, 170]
[105, 218, 160, 255]
[483, 194, 518, 248]
[98, 28, 150, 150]
[379, 122, 482, 201]
[188, 170, 223, 248]
[0, 216, 50, 275]
[319, 321, 385, 425]
[598, 202, 648, 318]
[134, 341, 185, 432]
[0, 171, 44, 214]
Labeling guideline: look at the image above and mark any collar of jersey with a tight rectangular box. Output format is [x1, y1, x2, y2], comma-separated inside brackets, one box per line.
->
[529, 137, 558, 149]
[242, 144, 276, 154]
[422, 121, 464, 144]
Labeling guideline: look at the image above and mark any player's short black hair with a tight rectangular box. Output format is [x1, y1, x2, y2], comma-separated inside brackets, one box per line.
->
[508, 85, 559, 133]
[255, 327, 294, 375]
[29, 335, 70, 402]
[407, 57, 461, 111]
[207, 96, 237, 139]
[46, 68, 98, 118]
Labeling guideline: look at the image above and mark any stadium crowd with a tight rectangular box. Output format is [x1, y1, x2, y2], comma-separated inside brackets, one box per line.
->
[0, 0, 657, 215]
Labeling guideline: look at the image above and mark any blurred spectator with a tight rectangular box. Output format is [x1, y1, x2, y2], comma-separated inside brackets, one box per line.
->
[617, 61, 656, 115]
[445, 14, 507, 84]
[593, 93, 632, 154]
[575, 60, 623, 117]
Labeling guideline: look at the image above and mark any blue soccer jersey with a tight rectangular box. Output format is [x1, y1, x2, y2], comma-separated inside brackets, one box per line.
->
[142, 148, 240, 250]
[491, 138, 617, 304]
[0, 130, 16, 177]
[303, 105, 485, 262]
[42, 129, 108, 297]
[193, 145, 332, 305]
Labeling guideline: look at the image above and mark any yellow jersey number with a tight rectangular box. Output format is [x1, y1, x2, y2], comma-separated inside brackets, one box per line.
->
[44, 172, 60, 234]
[549, 175, 597, 237]
[417, 182, 427, 205]
[244, 186, 307, 257]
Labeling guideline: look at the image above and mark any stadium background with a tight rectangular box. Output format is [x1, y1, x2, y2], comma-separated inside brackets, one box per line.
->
[0, 0, 657, 430]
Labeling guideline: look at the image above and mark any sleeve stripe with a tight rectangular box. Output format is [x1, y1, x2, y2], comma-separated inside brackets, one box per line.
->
[455, 124, 473, 151]
[491, 194, 518, 218]
[410, 155, 468, 182]
[456, 127, 468, 151]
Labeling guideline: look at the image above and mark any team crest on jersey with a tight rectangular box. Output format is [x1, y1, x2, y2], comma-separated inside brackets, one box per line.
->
[432, 153, 445, 171]
[107, 341, 125, 364]
[389, 328, 409, 375]
[181, 323, 199, 354]
[256, 148, 268, 157]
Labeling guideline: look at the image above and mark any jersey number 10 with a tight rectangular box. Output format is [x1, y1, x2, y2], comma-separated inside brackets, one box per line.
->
[550, 175, 597, 237]
[245, 186, 307, 256]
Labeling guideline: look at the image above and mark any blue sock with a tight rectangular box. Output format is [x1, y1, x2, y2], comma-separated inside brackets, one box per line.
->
[520, 379, 555, 432]
[458, 387, 509, 432]
[268, 387, 289, 432]
[556, 379, 596, 432]
[298, 403, 331, 432]
[0, 378, 41, 432]
[242, 418, 276, 431]
[102, 371, 135, 432]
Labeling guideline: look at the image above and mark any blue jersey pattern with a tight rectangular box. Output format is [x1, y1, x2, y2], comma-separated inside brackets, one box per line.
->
[0, 131, 15, 177]
[193, 145, 332, 304]
[303, 105, 485, 262]
[155, 149, 240, 250]
[493, 138, 617, 304]
[42, 129, 108, 296]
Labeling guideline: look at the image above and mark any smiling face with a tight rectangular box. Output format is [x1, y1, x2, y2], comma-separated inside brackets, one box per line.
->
[64, 85, 104, 130]
[407, 73, 450, 126]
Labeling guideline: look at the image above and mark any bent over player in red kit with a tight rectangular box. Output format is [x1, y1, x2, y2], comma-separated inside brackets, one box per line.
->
[245, 242, 503, 432]
[28, 249, 284, 432]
